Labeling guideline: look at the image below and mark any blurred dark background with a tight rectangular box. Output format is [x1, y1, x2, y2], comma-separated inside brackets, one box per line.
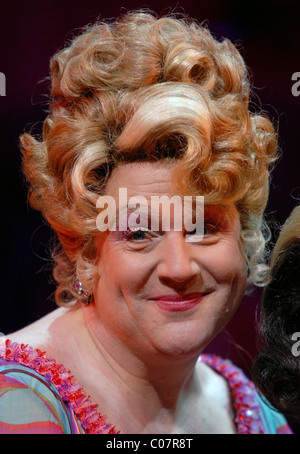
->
[0, 0, 299, 431]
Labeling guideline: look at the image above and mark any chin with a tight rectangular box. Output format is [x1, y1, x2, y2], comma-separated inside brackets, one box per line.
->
[158, 345, 203, 358]
[150, 328, 210, 359]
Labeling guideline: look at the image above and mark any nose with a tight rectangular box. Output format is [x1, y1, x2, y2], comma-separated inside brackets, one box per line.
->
[157, 232, 200, 290]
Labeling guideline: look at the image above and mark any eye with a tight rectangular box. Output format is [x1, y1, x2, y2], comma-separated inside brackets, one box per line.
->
[185, 221, 221, 244]
[203, 222, 219, 235]
[124, 228, 154, 242]
[186, 222, 219, 237]
[128, 229, 149, 241]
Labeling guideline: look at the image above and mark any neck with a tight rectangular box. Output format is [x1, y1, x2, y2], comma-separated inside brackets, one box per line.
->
[81, 305, 201, 432]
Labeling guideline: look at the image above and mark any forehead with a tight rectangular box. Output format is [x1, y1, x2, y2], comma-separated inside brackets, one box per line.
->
[104, 161, 241, 229]
[105, 162, 177, 198]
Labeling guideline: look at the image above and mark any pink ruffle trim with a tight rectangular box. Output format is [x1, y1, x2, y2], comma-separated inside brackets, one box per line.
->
[0, 339, 118, 434]
[200, 354, 266, 434]
[0, 339, 291, 434]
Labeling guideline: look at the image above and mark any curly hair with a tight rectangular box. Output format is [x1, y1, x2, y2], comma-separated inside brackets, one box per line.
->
[253, 206, 300, 418]
[20, 11, 278, 306]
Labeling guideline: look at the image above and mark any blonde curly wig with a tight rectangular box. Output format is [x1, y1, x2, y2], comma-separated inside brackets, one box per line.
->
[20, 11, 278, 307]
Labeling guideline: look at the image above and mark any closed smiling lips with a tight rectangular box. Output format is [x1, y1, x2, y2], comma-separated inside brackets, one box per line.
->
[151, 292, 208, 312]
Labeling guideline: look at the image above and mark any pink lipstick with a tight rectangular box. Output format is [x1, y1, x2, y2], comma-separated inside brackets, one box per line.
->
[152, 292, 205, 312]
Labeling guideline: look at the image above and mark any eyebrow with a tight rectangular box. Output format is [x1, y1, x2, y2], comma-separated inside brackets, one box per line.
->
[116, 204, 151, 231]
[115, 202, 205, 232]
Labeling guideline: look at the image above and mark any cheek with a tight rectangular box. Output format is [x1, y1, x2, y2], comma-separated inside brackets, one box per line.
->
[205, 242, 247, 332]
[97, 243, 152, 296]
[202, 239, 247, 286]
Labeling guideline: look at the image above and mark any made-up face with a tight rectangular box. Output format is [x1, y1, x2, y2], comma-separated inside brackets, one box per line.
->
[92, 161, 247, 359]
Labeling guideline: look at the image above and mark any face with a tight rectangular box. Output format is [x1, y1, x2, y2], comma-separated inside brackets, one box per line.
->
[92, 161, 247, 359]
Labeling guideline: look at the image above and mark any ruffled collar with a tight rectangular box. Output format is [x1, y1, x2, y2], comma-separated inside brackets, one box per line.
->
[0, 339, 265, 434]
[199, 354, 265, 434]
[0, 339, 117, 434]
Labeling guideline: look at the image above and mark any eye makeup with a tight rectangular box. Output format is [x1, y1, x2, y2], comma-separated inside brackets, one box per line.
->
[109, 203, 230, 245]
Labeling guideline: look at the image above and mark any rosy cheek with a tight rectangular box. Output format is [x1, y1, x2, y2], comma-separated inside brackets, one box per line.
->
[201, 242, 244, 283]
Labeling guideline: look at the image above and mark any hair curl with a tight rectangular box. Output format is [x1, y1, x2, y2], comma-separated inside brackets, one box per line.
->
[20, 11, 278, 306]
[253, 206, 300, 418]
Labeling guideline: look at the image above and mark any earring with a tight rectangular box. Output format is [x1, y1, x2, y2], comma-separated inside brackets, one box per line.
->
[73, 279, 93, 305]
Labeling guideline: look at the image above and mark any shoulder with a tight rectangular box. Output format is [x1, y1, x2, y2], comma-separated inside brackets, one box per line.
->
[199, 354, 293, 434]
[0, 354, 81, 433]
[254, 392, 293, 434]
[7, 307, 70, 351]
[0, 339, 117, 434]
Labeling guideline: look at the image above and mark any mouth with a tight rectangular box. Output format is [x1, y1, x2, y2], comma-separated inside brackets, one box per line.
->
[151, 292, 207, 312]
